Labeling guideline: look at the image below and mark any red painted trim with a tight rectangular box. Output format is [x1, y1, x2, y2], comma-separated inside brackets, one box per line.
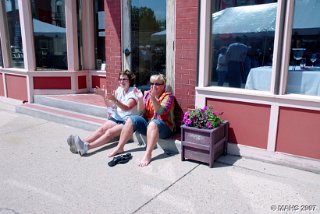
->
[78, 75, 87, 89]
[33, 76, 71, 89]
[49, 94, 106, 107]
[23, 103, 106, 124]
[276, 107, 320, 160]
[0, 73, 4, 96]
[5, 74, 28, 101]
[92, 75, 106, 88]
[206, 98, 270, 149]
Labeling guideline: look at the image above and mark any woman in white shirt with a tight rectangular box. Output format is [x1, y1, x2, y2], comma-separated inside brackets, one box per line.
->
[67, 70, 138, 156]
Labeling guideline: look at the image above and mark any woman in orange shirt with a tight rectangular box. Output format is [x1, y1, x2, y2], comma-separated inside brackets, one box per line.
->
[108, 74, 175, 167]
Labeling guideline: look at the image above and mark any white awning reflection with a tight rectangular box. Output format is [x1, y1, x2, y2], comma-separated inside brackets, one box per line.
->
[212, 1, 320, 35]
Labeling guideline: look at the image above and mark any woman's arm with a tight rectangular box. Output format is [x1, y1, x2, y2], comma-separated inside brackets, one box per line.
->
[114, 98, 137, 111]
[155, 92, 174, 115]
[106, 87, 137, 111]
[95, 86, 114, 106]
[134, 88, 145, 113]
[150, 94, 161, 113]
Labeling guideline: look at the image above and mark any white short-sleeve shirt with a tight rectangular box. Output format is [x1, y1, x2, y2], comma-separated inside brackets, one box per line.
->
[111, 87, 138, 121]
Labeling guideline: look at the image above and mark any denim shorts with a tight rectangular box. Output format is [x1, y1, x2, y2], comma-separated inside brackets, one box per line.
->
[109, 117, 125, 124]
[129, 115, 173, 139]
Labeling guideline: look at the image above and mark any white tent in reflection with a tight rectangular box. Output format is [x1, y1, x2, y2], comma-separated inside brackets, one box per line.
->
[151, 30, 166, 43]
[33, 19, 65, 37]
[150, 2, 320, 42]
[212, 1, 320, 36]
[212, 3, 276, 36]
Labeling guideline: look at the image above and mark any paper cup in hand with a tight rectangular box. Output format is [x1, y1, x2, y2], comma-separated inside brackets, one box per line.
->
[105, 99, 115, 118]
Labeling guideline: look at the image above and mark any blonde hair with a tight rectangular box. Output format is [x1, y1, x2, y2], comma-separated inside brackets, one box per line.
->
[150, 74, 166, 85]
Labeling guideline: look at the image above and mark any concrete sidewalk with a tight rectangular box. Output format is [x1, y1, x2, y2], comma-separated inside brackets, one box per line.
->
[0, 100, 319, 214]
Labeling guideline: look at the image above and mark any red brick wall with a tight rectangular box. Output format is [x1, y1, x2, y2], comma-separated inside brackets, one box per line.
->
[175, 0, 199, 112]
[105, 0, 122, 91]
[104, 0, 199, 125]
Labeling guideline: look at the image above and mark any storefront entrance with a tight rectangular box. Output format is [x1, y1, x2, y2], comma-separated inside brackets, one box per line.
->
[123, 0, 174, 90]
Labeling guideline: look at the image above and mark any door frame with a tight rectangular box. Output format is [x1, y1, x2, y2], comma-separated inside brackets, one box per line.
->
[121, 0, 175, 91]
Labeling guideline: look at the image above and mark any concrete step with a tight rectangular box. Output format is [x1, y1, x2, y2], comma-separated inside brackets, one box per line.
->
[34, 94, 108, 118]
[16, 94, 182, 155]
[134, 133, 182, 155]
[16, 103, 105, 131]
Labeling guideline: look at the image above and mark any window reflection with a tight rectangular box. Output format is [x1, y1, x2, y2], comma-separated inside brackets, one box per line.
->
[131, 0, 166, 88]
[211, 0, 277, 88]
[94, 0, 105, 70]
[287, 0, 320, 96]
[3, 0, 24, 68]
[31, 0, 67, 70]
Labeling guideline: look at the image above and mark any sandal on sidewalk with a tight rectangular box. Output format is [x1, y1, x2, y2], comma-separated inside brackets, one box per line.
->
[108, 153, 132, 167]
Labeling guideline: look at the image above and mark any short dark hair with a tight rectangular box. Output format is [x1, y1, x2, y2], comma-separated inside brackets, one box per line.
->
[119, 70, 136, 86]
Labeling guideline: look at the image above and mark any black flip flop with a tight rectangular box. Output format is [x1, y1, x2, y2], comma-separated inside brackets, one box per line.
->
[108, 153, 132, 167]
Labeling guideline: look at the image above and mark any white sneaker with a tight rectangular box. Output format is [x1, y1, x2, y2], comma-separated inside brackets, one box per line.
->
[67, 135, 77, 154]
[74, 136, 88, 156]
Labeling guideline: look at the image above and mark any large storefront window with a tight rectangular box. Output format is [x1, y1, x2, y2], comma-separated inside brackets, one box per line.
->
[3, 0, 24, 68]
[286, 0, 320, 96]
[31, 0, 67, 70]
[131, 0, 166, 88]
[94, 0, 105, 70]
[210, 0, 277, 89]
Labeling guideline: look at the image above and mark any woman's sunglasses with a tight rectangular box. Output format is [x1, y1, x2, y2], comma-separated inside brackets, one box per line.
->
[150, 82, 164, 86]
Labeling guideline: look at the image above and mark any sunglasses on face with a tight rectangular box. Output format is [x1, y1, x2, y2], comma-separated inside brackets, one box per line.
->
[119, 78, 129, 81]
[150, 82, 164, 86]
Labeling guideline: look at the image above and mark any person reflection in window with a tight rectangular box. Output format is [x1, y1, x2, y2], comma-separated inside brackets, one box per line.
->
[216, 47, 228, 86]
[243, 46, 259, 83]
[226, 41, 248, 88]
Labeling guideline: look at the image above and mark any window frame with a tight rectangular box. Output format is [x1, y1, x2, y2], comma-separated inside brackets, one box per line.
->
[197, 0, 320, 104]
[0, 0, 103, 72]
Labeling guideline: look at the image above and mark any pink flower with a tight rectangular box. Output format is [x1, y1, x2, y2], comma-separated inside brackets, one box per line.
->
[182, 106, 222, 129]
[206, 122, 212, 129]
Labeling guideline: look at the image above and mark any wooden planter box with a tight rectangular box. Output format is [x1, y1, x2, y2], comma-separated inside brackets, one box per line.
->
[181, 121, 229, 168]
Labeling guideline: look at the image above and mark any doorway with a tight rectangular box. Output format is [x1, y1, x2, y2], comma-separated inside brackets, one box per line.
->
[126, 0, 167, 89]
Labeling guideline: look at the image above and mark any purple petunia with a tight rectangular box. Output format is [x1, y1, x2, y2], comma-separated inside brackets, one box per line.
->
[184, 119, 192, 126]
[206, 122, 212, 129]
[182, 106, 222, 129]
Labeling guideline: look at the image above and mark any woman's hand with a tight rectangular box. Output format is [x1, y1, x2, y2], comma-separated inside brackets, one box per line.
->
[95, 86, 106, 97]
[106, 90, 116, 103]
[149, 87, 157, 98]
[134, 87, 143, 99]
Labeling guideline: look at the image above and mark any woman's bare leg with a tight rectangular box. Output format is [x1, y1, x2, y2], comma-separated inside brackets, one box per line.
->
[139, 122, 159, 167]
[108, 118, 134, 157]
[84, 120, 117, 143]
[87, 124, 123, 150]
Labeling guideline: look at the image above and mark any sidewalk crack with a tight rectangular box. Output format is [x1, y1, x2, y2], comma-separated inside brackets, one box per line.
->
[131, 164, 199, 214]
